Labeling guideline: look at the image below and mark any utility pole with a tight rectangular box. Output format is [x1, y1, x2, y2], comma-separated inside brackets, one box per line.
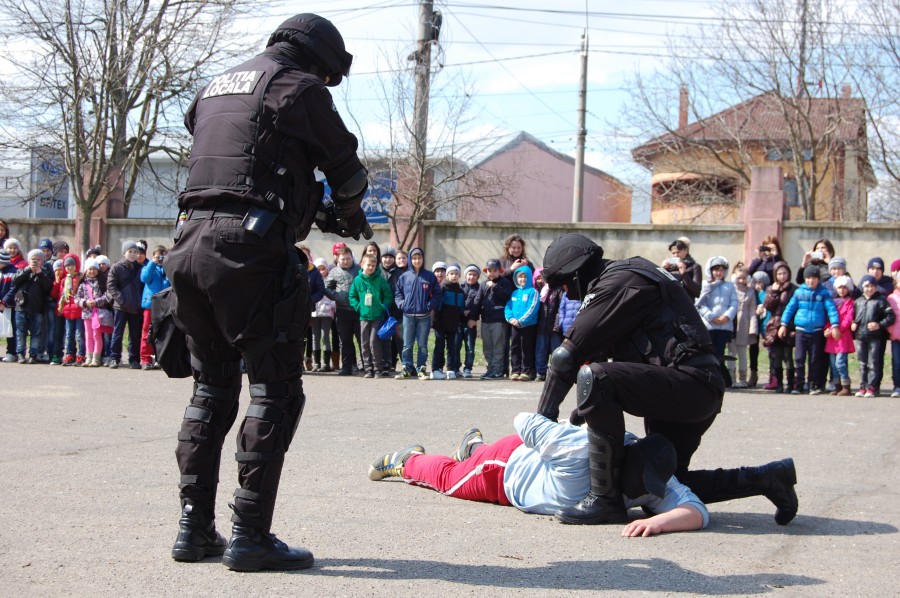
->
[572, 31, 588, 223]
[412, 0, 434, 173]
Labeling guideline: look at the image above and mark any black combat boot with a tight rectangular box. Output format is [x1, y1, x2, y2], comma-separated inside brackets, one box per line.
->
[555, 429, 628, 525]
[222, 524, 314, 572]
[742, 459, 798, 525]
[171, 499, 227, 562]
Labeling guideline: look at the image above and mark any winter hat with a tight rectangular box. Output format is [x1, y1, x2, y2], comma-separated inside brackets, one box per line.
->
[64, 256, 77, 268]
[445, 264, 461, 276]
[708, 256, 728, 270]
[52, 259, 63, 271]
[38, 238, 53, 250]
[52, 240, 69, 254]
[27, 249, 44, 261]
[833, 275, 854, 292]
[464, 264, 480, 277]
[483, 258, 502, 272]
[313, 257, 328, 268]
[867, 257, 885, 271]
[332, 242, 347, 255]
[0, 251, 9, 265]
[431, 261, 448, 272]
[135, 240, 147, 254]
[121, 240, 139, 255]
[859, 274, 877, 288]
[751, 271, 770, 286]
[803, 265, 820, 278]
[828, 256, 846, 270]
[96, 255, 111, 267]
[382, 246, 397, 257]
[4, 238, 20, 251]
[408, 248, 424, 260]
[84, 258, 99, 271]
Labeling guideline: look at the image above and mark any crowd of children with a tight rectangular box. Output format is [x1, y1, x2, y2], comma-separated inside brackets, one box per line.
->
[3, 229, 898, 398]
[1, 236, 169, 369]
[694, 242, 899, 398]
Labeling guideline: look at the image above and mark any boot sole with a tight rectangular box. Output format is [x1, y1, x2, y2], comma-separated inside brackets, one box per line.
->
[555, 511, 629, 525]
[222, 552, 314, 572]
[171, 543, 226, 562]
[771, 458, 798, 525]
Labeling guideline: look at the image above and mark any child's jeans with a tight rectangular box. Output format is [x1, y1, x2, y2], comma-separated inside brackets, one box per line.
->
[893, 339, 900, 391]
[401, 314, 431, 372]
[64, 317, 85, 358]
[856, 337, 885, 390]
[111, 309, 142, 364]
[828, 352, 849, 380]
[794, 330, 826, 390]
[432, 329, 446, 371]
[140, 308, 154, 364]
[15, 310, 43, 356]
[509, 325, 536, 375]
[462, 325, 477, 371]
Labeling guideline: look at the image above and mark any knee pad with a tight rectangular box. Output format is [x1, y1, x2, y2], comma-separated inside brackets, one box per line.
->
[575, 365, 616, 415]
[246, 380, 306, 448]
[176, 382, 240, 489]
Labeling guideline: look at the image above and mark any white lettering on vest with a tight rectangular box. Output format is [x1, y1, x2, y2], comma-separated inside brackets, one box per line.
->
[202, 70, 264, 99]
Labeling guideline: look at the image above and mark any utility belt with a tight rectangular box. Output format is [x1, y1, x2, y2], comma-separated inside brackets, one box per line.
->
[676, 352, 727, 389]
[183, 202, 288, 239]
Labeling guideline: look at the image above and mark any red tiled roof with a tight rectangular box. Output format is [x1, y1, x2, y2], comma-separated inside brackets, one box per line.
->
[634, 91, 867, 159]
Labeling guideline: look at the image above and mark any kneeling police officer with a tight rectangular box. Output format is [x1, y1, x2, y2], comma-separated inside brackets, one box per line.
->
[165, 14, 371, 571]
[538, 234, 798, 526]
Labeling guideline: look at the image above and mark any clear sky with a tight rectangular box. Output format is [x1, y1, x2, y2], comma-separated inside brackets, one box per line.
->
[238, 0, 716, 222]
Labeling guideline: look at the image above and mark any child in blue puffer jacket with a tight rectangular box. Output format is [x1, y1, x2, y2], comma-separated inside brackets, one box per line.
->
[505, 265, 539, 381]
[778, 265, 840, 395]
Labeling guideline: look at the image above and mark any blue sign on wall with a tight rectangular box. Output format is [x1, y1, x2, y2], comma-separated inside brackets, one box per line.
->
[321, 171, 394, 224]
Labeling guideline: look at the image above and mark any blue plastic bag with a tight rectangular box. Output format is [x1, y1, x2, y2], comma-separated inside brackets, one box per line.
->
[377, 316, 398, 340]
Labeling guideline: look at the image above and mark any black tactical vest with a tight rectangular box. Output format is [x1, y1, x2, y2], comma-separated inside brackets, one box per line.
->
[182, 53, 319, 232]
[602, 257, 715, 366]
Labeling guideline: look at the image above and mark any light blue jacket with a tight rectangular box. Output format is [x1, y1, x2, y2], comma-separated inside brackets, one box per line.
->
[504, 265, 539, 327]
[503, 413, 709, 527]
[140, 260, 170, 309]
[695, 280, 739, 331]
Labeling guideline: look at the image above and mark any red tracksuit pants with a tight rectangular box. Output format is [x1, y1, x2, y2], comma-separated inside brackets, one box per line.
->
[402, 434, 524, 505]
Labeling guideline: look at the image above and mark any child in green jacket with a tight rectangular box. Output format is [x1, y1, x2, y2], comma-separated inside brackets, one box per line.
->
[350, 254, 393, 378]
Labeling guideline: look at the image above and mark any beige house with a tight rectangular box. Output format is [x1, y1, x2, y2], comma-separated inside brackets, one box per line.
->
[632, 88, 876, 224]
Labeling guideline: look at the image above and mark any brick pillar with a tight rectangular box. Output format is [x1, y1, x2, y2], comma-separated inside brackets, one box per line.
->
[389, 165, 430, 251]
[744, 166, 785, 263]
[74, 165, 124, 254]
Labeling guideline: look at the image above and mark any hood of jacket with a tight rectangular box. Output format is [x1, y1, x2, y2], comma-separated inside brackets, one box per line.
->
[772, 260, 792, 281]
[62, 252, 82, 273]
[514, 265, 534, 290]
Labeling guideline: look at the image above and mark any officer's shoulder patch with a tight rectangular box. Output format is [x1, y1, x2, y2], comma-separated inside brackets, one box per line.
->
[202, 70, 264, 99]
[577, 292, 596, 314]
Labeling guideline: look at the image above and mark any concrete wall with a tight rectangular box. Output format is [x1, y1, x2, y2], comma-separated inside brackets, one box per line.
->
[3, 218, 897, 280]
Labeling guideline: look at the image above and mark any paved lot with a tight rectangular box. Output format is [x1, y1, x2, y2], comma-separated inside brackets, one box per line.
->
[0, 364, 897, 597]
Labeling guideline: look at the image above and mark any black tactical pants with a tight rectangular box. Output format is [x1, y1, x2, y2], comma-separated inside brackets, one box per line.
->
[165, 212, 308, 530]
[579, 361, 725, 492]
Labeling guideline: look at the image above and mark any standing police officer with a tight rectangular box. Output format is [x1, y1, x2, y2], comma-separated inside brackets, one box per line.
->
[165, 14, 371, 571]
[538, 234, 798, 526]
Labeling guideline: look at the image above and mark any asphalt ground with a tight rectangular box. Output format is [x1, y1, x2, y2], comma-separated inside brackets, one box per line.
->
[0, 364, 897, 597]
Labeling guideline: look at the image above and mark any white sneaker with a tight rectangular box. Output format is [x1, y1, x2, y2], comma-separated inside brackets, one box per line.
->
[463, 369, 472, 379]
[431, 369, 445, 380]
[732, 380, 748, 389]
[446, 371, 457, 380]
[892, 389, 900, 398]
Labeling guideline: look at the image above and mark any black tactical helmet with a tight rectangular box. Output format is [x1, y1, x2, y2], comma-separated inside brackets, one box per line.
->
[542, 233, 604, 288]
[267, 14, 353, 87]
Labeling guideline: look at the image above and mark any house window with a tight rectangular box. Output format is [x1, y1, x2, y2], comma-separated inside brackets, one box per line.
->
[766, 147, 812, 161]
[784, 177, 799, 207]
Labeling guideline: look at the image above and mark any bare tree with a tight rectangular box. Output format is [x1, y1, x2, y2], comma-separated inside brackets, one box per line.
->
[0, 0, 262, 250]
[851, 0, 900, 195]
[623, 0, 871, 222]
[346, 48, 513, 250]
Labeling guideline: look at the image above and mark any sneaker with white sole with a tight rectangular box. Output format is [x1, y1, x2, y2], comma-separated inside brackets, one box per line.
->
[446, 370, 457, 380]
[864, 387, 876, 398]
[891, 388, 900, 398]
[451, 428, 484, 462]
[463, 369, 472, 379]
[367, 445, 425, 481]
[431, 369, 445, 380]
[854, 387, 866, 397]
[417, 366, 428, 380]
